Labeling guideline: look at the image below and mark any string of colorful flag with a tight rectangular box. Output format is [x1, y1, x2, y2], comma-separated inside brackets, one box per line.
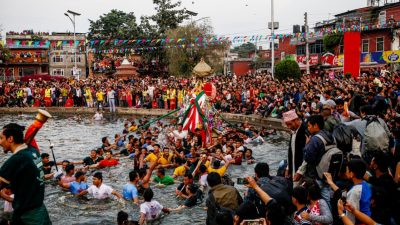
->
[4, 21, 400, 49]
[90, 41, 224, 54]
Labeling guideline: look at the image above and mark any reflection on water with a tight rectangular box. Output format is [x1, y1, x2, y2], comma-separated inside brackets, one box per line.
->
[0, 113, 289, 225]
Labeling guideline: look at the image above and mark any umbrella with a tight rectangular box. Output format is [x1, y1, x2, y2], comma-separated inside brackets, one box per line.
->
[192, 58, 213, 77]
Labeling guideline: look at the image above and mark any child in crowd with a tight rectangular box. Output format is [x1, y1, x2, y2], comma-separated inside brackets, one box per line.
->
[139, 188, 170, 225]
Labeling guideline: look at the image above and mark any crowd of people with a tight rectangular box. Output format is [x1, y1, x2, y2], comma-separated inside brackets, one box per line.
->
[0, 64, 400, 225]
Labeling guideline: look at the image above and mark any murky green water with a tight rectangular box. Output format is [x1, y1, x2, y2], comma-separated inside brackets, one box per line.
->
[0, 113, 288, 225]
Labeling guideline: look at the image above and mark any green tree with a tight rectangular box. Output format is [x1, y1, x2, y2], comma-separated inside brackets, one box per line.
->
[88, 9, 140, 40]
[231, 42, 256, 58]
[323, 34, 343, 53]
[150, 0, 190, 35]
[0, 25, 10, 63]
[166, 22, 227, 77]
[274, 59, 301, 81]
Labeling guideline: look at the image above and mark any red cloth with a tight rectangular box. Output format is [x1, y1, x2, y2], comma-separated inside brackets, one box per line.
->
[24, 120, 43, 151]
[170, 99, 176, 110]
[65, 99, 74, 107]
[98, 159, 119, 168]
[44, 97, 51, 107]
[33, 99, 41, 107]
[344, 32, 361, 78]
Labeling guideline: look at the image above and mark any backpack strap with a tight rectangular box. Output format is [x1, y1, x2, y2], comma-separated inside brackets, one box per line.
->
[315, 134, 327, 147]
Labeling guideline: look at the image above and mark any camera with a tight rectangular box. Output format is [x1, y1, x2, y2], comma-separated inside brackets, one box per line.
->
[236, 178, 249, 185]
[341, 191, 347, 206]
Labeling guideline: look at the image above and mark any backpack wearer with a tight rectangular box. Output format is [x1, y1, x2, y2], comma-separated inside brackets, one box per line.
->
[315, 134, 344, 181]
[363, 116, 389, 153]
[207, 190, 241, 225]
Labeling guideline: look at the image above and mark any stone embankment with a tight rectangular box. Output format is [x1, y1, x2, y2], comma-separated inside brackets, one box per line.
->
[0, 107, 288, 131]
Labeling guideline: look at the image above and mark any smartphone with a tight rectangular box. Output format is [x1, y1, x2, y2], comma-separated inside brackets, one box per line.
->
[237, 178, 249, 185]
[241, 219, 264, 225]
[341, 191, 347, 206]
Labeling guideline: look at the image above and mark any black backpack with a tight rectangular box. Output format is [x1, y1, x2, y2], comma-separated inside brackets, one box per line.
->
[332, 124, 356, 153]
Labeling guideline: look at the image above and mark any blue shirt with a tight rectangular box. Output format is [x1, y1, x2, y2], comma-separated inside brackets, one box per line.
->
[123, 183, 138, 200]
[70, 181, 88, 195]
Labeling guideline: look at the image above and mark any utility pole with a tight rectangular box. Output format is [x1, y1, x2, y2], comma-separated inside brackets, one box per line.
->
[304, 12, 310, 75]
[65, 10, 81, 80]
[271, 0, 275, 79]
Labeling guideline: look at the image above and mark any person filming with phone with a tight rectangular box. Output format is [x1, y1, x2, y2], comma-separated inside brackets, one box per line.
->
[244, 162, 292, 218]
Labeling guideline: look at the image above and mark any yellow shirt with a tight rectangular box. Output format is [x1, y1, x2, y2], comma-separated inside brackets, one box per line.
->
[129, 125, 138, 132]
[96, 92, 104, 101]
[207, 165, 227, 177]
[145, 153, 158, 163]
[173, 165, 187, 177]
[158, 154, 172, 165]
[61, 88, 68, 97]
[85, 89, 92, 101]
[45, 89, 51, 98]
[170, 89, 176, 99]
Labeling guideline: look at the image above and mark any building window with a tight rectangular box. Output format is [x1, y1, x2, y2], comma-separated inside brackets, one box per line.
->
[52, 56, 63, 63]
[376, 37, 384, 52]
[296, 45, 306, 55]
[310, 40, 323, 54]
[53, 69, 64, 76]
[362, 39, 369, 53]
[71, 56, 81, 63]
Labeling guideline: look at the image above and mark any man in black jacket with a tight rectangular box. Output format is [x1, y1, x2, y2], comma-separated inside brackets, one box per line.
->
[282, 110, 307, 183]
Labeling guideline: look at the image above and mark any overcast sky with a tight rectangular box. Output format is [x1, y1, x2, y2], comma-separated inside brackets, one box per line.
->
[1, 0, 367, 42]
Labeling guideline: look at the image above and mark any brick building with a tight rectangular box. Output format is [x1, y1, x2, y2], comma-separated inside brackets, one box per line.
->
[0, 30, 88, 80]
[0, 31, 50, 80]
[271, 0, 400, 72]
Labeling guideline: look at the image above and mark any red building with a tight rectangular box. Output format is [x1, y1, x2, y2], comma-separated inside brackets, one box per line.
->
[230, 59, 254, 76]
[271, 0, 400, 72]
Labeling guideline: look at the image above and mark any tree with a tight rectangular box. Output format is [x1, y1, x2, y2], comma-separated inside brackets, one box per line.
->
[150, 0, 190, 35]
[0, 25, 10, 63]
[274, 59, 301, 81]
[166, 22, 227, 77]
[231, 42, 256, 58]
[88, 9, 140, 40]
[323, 34, 343, 54]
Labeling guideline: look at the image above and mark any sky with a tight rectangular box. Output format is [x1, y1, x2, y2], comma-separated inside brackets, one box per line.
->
[0, 0, 367, 44]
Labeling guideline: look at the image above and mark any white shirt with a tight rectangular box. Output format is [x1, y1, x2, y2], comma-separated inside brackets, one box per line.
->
[172, 130, 188, 140]
[4, 194, 13, 213]
[199, 174, 208, 188]
[93, 112, 103, 121]
[140, 200, 163, 221]
[107, 90, 115, 100]
[87, 183, 114, 199]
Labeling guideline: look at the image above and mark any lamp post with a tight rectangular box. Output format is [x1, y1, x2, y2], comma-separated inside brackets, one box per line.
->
[64, 10, 81, 80]
[271, 0, 275, 80]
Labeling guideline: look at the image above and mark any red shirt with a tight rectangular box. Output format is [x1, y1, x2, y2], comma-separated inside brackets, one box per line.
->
[98, 159, 118, 168]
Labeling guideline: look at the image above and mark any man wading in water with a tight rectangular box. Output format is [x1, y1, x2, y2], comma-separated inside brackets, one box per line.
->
[0, 123, 52, 224]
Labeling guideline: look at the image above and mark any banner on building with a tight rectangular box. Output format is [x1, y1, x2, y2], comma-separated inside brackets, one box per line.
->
[296, 54, 319, 66]
[344, 32, 361, 78]
[336, 55, 344, 66]
[382, 50, 400, 63]
[321, 52, 337, 66]
[361, 52, 385, 64]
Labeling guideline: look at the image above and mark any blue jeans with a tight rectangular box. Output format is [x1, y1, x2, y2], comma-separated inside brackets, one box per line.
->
[109, 99, 116, 112]
[317, 179, 332, 210]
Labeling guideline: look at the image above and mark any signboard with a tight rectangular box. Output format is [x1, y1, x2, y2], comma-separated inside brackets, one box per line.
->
[321, 53, 337, 66]
[296, 54, 319, 66]
[382, 50, 400, 63]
